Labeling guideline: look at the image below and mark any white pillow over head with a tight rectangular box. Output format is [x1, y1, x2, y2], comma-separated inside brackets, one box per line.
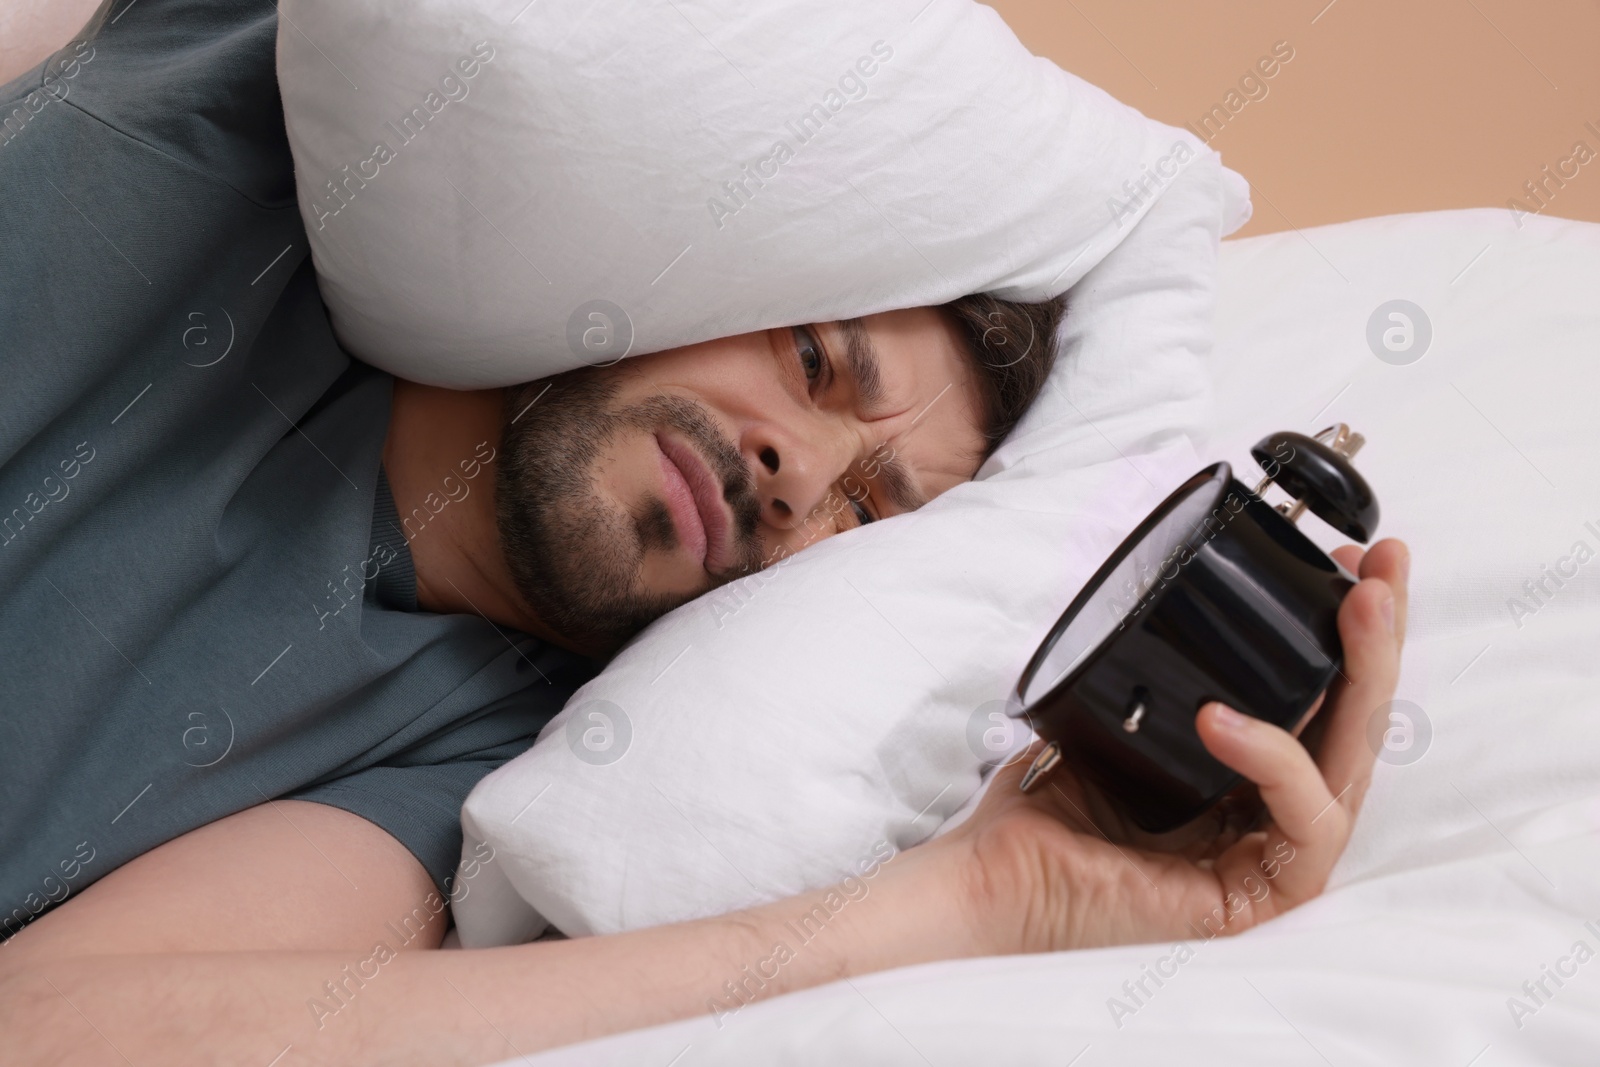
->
[279, 0, 1223, 387]
[451, 149, 1251, 945]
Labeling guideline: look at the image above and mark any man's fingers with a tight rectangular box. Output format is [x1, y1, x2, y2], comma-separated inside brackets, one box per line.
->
[1332, 539, 1408, 649]
[1196, 703, 1342, 868]
[1329, 544, 1365, 576]
[1310, 573, 1401, 819]
[1369, 537, 1408, 646]
[1357, 539, 1409, 650]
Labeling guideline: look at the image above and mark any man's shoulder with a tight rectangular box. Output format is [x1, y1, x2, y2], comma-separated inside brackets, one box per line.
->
[0, 0, 295, 206]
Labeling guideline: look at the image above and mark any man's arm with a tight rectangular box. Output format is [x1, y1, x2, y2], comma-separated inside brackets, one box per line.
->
[1, 801, 448, 965]
[0, 0, 101, 84]
[0, 799, 981, 1066]
[4, 543, 1406, 1066]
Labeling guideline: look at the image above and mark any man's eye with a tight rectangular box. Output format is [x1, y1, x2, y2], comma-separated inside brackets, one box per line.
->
[793, 326, 824, 384]
[850, 497, 874, 526]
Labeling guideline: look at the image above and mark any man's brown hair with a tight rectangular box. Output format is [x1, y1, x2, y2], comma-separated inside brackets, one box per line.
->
[941, 291, 1069, 467]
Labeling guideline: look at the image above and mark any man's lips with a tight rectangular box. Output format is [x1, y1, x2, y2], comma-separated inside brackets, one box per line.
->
[655, 432, 733, 574]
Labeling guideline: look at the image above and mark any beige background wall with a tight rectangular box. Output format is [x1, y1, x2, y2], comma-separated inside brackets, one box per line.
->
[9, 1, 1600, 237]
[988, 0, 1600, 236]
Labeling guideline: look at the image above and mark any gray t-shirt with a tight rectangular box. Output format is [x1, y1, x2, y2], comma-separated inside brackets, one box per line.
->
[0, 0, 599, 935]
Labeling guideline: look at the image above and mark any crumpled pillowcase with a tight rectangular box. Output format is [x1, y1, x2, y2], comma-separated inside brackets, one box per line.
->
[450, 152, 1251, 944]
[279, 0, 1217, 387]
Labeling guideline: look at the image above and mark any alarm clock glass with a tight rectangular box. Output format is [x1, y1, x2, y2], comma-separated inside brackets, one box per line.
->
[1020, 467, 1227, 709]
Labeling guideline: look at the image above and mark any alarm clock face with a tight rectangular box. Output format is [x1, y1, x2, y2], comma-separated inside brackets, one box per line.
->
[1010, 460, 1353, 832]
[1019, 466, 1229, 710]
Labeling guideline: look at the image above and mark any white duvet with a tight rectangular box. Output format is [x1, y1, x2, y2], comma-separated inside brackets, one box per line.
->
[499, 208, 1600, 1065]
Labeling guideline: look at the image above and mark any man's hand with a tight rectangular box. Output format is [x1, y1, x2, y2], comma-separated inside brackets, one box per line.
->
[945, 537, 1409, 954]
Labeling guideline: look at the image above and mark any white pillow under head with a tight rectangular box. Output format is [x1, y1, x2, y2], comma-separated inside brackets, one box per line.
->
[452, 149, 1251, 944]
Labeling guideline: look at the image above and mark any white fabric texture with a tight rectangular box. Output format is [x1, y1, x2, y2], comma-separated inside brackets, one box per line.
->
[275, 0, 1245, 388]
[490, 208, 1600, 1064]
[451, 150, 1247, 946]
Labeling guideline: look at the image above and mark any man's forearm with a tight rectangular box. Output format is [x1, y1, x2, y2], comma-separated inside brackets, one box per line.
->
[5, 844, 987, 1066]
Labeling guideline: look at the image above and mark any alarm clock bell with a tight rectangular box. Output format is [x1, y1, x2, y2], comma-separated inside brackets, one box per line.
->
[1009, 423, 1378, 833]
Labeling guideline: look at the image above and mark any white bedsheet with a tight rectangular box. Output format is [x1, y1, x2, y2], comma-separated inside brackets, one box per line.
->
[494, 208, 1600, 1066]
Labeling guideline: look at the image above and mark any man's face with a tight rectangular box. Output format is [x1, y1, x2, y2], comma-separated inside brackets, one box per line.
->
[495, 306, 987, 655]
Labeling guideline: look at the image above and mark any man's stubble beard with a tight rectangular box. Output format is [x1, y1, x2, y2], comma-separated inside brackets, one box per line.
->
[495, 365, 765, 657]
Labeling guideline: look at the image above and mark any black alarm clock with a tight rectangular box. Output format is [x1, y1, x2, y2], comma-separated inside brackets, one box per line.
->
[1009, 423, 1378, 833]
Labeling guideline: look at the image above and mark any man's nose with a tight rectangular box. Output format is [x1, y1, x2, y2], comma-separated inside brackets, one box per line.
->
[745, 422, 856, 532]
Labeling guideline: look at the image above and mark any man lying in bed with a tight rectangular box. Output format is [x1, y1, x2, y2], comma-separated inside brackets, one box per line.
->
[0, 1, 1410, 1062]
